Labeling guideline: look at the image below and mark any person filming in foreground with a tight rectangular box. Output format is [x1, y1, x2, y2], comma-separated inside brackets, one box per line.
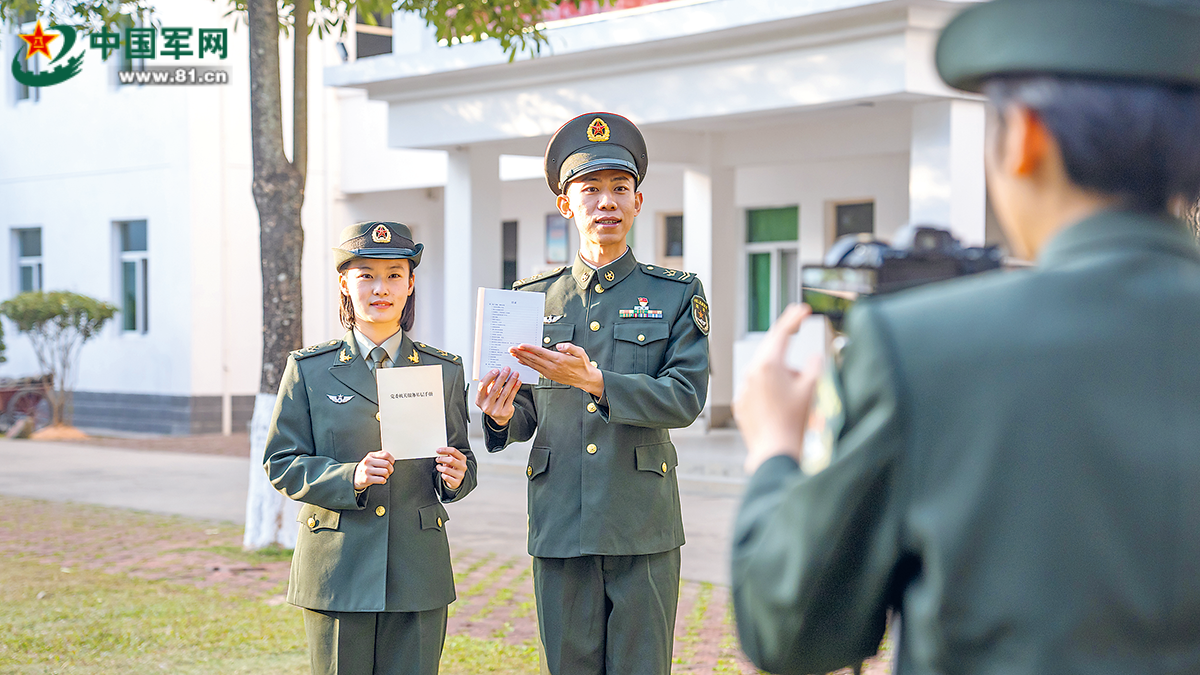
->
[730, 1, 1200, 673]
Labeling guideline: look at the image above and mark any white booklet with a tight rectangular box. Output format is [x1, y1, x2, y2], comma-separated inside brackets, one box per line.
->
[377, 365, 446, 460]
[472, 287, 545, 384]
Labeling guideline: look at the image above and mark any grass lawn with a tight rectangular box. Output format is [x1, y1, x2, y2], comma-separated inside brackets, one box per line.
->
[0, 557, 538, 675]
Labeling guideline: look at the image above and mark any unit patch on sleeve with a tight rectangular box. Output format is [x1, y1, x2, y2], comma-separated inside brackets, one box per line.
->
[691, 296, 710, 335]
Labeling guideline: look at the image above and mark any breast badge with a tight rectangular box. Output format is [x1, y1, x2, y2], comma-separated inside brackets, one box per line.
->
[619, 297, 663, 319]
[326, 394, 355, 404]
[691, 296, 710, 335]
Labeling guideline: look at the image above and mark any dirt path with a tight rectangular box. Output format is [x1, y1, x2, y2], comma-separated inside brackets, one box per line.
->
[0, 496, 788, 673]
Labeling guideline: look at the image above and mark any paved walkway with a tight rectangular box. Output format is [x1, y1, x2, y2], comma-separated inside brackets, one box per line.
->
[0, 427, 751, 585]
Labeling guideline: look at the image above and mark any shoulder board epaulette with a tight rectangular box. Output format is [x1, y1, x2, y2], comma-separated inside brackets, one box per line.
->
[292, 339, 343, 360]
[513, 266, 567, 288]
[413, 342, 462, 364]
[641, 264, 696, 283]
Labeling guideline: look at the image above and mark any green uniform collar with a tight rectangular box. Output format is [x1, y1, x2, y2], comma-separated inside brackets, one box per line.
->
[571, 248, 639, 291]
[1039, 209, 1200, 269]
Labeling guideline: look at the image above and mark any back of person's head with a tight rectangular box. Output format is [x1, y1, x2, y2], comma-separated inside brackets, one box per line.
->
[983, 76, 1200, 213]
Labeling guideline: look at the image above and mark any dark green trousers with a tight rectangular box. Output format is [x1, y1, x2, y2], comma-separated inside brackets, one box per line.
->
[302, 607, 448, 675]
[533, 549, 681, 675]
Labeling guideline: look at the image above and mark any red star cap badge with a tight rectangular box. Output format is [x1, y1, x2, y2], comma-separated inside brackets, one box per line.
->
[19, 21, 58, 60]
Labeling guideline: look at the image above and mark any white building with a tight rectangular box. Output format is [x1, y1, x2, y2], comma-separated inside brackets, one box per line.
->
[1, 0, 1000, 433]
[324, 0, 1002, 428]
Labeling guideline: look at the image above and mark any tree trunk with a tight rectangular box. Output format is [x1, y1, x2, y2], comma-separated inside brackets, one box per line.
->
[244, 0, 307, 550]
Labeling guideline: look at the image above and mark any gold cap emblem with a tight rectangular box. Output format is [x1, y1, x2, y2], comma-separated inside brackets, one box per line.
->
[371, 224, 392, 244]
[586, 118, 610, 142]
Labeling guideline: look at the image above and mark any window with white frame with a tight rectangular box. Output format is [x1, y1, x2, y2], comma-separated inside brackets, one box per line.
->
[355, 11, 393, 58]
[15, 227, 43, 293]
[746, 206, 799, 333]
[12, 11, 41, 104]
[117, 220, 148, 333]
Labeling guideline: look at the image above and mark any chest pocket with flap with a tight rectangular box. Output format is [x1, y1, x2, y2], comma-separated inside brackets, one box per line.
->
[614, 322, 670, 375]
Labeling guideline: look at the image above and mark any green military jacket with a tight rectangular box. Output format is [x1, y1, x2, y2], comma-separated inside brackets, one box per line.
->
[265, 331, 476, 613]
[732, 210, 1200, 674]
[486, 251, 711, 558]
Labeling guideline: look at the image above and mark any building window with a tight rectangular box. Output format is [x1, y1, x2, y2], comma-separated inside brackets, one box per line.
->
[116, 14, 148, 86]
[355, 11, 393, 58]
[545, 213, 569, 265]
[663, 213, 683, 257]
[117, 220, 148, 333]
[15, 227, 43, 293]
[833, 200, 874, 241]
[12, 14, 41, 104]
[502, 220, 518, 289]
[746, 206, 799, 333]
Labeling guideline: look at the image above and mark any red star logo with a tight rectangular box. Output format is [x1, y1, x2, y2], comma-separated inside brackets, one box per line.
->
[19, 21, 58, 60]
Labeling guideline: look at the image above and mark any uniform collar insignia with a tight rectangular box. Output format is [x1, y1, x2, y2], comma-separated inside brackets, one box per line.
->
[407, 348, 420, 364]
[327, 394, 354, 404]
[572, 250, 638, 290]
[338, 349, 352, 362]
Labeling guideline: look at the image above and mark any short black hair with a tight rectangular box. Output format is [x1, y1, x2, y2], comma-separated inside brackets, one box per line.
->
[338, 260, 416, 332]
[984, 76, 1200, 213]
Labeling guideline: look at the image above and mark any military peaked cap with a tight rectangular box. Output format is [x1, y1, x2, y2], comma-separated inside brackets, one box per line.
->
[333, 221, 423, 271]
[936, 0, 1200, 93]
[544, 112, 649, 196]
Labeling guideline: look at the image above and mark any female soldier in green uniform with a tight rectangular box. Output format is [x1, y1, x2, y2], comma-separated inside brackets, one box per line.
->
[264, 221, 476, 675]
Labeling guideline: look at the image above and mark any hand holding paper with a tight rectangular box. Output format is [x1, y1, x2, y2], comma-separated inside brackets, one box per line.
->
[510, 342, 605, 398]
[475, 366, 522, 426]
[436, 447, 468, 489]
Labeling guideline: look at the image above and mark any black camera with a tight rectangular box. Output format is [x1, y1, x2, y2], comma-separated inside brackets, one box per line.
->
[802, 226, 1004, 331]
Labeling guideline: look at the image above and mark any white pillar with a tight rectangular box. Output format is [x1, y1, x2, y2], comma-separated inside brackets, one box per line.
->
[443, 147, 502, 376]
[683, 147, 737, 429]
[909, 100, 987, 245]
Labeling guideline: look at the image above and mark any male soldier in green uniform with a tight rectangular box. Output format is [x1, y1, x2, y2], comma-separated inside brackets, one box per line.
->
[476, 112, 711, 675]
[730, 1, 1200, 674]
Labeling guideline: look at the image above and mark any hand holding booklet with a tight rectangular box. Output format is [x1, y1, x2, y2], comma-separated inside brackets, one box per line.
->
[377, 365, 446, 460]
[472, 287, 546, 384]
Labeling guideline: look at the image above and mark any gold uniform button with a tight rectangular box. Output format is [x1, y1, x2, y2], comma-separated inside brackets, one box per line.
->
[638, 334, 646, 342]
[594, 284, 604, 293]
[586, 444, 598, 454]
[590, 321, 600, 332]
[375, 506, 386, 517]
[544, 336, 551, 344]
[587, 402, 597, 413]
[661, 462, 669, 473]
[307, 517, 317, 528]
[437, 517, 443, 528]
[375, 412, 381, 422]
[527, 465, 533, 477]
